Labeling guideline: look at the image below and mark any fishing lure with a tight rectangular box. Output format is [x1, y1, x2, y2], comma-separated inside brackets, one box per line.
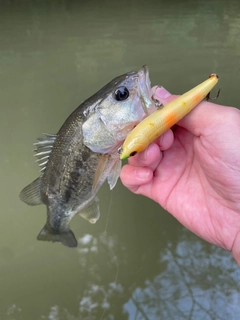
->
[119, 73, 219, 159]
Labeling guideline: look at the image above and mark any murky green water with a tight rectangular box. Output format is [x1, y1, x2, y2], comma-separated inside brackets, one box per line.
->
[0, 0, 240, 319]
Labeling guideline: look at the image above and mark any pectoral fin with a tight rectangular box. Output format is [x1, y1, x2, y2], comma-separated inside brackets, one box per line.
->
[79, 197, 100, 224]
[92, 154, 109, 193]
[108, 159, 122, 190]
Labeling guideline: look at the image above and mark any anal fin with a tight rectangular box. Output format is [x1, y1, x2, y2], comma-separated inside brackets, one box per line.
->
[79, 197, 100, 224]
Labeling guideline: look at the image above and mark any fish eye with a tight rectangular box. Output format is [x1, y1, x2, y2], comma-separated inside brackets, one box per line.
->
[114, 86, 129, 101]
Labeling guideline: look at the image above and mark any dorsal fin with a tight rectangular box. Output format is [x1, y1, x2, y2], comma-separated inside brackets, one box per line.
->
[33, 133, 56, 172]
[19, 177, 43, 205]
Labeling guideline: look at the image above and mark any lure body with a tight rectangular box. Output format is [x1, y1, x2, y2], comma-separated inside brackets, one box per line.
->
[119, 74, 219, 159]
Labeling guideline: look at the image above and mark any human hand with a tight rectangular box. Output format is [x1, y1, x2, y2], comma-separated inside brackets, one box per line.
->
[120, 86, 240, 265]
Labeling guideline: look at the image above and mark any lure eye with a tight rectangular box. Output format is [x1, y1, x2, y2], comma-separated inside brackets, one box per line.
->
[114, 87, 129, 101]
[130, 151, 137, 157]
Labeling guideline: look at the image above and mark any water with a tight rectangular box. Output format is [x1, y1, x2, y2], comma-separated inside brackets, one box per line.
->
[0, 0, 240, 319]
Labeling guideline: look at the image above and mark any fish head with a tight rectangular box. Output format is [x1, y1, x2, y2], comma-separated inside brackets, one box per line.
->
[83, 65, 156, 154]
[98, 65, 155, 131]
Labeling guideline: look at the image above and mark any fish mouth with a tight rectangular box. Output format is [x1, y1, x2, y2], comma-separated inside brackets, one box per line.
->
[137, 65, 156, 114]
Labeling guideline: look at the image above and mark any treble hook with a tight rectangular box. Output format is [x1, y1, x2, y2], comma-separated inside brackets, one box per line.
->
[206, 88, 220, 101]
[206, 73, 220, 101]
[151, 85, 164, 109]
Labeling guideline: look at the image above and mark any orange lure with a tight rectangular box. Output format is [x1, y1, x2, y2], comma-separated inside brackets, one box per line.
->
[119, 73, 219, 160]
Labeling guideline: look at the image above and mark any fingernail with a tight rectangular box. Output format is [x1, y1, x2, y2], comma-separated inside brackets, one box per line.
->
[138, 148, 147, 161]
[134, 168, 151, 180]
[156, 86, 171, 99]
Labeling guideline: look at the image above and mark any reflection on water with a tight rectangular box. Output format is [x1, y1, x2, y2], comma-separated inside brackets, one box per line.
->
[76, 233, 123, 319]
[124, 232, 240, 320]
[1, 0, 240, 319]
[6, 231, 238, 320]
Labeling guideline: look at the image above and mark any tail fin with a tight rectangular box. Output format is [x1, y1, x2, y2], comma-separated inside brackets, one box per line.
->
[37, 224, 77, 248]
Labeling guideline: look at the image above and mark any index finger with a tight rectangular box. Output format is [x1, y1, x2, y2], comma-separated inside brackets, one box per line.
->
[154, 86, 234, 137]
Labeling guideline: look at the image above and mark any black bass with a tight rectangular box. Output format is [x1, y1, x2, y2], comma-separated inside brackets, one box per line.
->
[20, 66, 156, 248]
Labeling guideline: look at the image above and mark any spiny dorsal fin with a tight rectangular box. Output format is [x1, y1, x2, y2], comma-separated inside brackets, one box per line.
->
[19, 177, 43, 205]
[33, 133, 56, 172]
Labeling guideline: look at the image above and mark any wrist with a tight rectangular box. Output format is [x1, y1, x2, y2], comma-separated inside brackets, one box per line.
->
[231, 230, 240, 266]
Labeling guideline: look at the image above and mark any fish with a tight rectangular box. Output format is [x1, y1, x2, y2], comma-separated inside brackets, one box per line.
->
[119, 73, 219, 159]
[20, 65, 157, 248]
